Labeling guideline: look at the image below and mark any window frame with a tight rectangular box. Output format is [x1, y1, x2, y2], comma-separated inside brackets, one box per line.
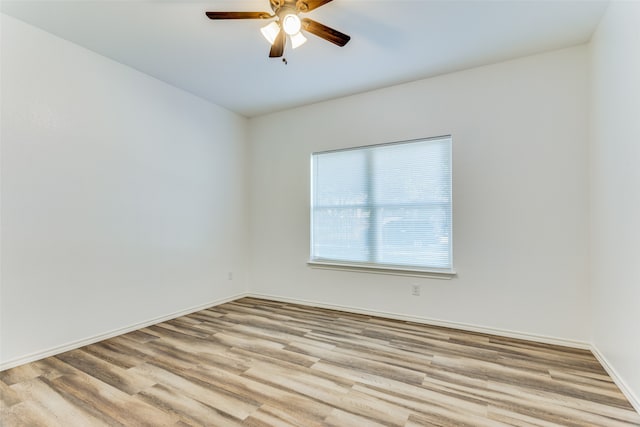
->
[309, 136, 455, 279]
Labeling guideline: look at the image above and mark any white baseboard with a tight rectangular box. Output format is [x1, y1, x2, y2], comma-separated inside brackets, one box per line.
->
[246, 293, 591, 350]
[246, 294, 640, 412]
[2, 291, 587, 372]
[5, 291, 637, 414]
[591, 345, 640, 414]
[5, 291, 639, 415]
[0, 291, 591, 370]
[0, 292, 250, 371]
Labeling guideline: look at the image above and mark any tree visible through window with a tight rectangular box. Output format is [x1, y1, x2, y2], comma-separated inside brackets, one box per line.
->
[310, 136, 452, 271]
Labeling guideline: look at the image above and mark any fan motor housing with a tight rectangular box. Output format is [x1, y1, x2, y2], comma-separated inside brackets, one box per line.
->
[270, 0, 309, 14]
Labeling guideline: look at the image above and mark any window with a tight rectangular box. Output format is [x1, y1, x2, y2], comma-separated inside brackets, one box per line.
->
[310, 136, 453, 275]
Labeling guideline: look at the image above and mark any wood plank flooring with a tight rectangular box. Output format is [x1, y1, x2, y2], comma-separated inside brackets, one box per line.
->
[1, 297, 639, 426]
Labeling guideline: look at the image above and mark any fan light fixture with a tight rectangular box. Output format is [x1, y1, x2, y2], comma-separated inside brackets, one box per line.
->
[260, 21, 280, 45]
[261, 13, 307, 49]
[282, 14, 301, 35]
[206, 0, 350, 59]
[290, 31, 307, 49]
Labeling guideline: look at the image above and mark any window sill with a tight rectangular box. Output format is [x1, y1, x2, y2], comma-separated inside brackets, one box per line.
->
[307, 260, 456, 279]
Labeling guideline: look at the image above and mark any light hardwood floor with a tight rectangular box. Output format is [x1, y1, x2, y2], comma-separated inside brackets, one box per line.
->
[1, 297, 639, 426]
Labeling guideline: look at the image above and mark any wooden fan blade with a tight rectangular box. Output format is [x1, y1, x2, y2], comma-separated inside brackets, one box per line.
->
[205, 11, 272, 19]
[269, 29, 286, 57]
[301, 18, 350, 47]
[296, 0, 333, 12]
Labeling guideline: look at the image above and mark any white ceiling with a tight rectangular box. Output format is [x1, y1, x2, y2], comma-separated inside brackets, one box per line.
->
[1, 0, 607, 117]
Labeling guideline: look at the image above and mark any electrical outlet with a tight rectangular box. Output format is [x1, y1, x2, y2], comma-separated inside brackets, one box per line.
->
[411, 284, 421, 296]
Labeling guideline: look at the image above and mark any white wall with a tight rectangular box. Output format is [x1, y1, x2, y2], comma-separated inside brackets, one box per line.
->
[589, 1, 640, 407]
[248, 46, 590, 343]
[0, 15, 248, 366]
[2, 5, 638, 407]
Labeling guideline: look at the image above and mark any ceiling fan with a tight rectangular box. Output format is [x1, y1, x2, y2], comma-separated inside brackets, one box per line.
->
[205, 0, 351, 58]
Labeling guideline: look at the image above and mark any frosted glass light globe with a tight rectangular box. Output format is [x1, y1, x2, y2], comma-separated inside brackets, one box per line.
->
[282, 14, 301, 35]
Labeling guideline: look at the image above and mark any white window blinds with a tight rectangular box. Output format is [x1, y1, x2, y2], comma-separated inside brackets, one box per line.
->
[311, 136, 452, 271]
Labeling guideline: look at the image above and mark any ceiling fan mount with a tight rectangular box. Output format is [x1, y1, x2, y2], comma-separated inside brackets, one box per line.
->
[269, 0, 316, 14]
[205, 0, 350, 58]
